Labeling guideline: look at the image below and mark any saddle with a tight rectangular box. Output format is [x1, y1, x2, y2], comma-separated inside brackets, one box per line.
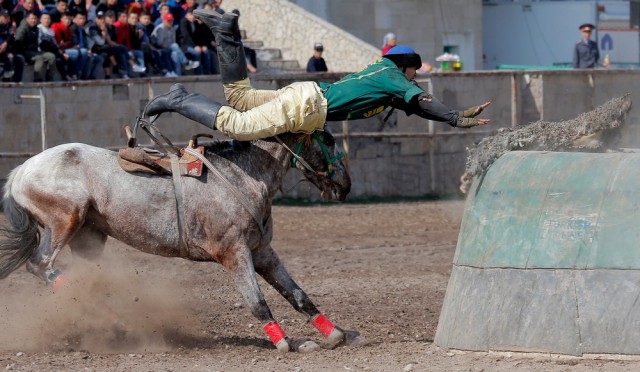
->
[116, 120, 211, 177]
[117, 146, 205, 176]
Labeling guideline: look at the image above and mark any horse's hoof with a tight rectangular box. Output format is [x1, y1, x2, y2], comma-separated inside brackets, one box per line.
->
[46, 269, 65, 290]
[323, 327, 345, 349]
[291, 339, 321, 353]
[323, 329, 364, 349]
[275, 338, 290, 353]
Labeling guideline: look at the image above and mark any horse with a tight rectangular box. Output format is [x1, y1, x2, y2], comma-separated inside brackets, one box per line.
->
[0, 129, 351, 352]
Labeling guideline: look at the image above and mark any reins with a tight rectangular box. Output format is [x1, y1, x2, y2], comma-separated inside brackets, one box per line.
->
[275, 131, 345, 177]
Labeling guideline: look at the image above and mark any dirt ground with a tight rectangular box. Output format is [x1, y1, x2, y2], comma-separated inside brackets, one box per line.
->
[1, 201, 640, 371]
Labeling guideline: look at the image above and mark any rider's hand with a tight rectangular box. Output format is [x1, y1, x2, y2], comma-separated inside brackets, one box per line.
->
[457, 117, 490, 128]
[462, 101, 491, 118]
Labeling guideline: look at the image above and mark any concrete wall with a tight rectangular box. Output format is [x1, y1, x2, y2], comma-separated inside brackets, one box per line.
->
[1, 69, 639, 200]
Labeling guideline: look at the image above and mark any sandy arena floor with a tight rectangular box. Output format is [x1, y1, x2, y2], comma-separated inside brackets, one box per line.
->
[1, 201, 640, 371]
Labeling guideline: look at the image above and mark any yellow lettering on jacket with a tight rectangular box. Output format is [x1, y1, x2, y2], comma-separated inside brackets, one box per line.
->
[363, 106, 385, 118]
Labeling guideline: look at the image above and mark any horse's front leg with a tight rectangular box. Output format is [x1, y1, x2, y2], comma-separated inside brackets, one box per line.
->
[253, 245, 346, 349]
[224, 244, 293, 352]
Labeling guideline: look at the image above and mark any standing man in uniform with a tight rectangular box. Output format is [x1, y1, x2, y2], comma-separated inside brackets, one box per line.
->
[573, 23, 600, 69]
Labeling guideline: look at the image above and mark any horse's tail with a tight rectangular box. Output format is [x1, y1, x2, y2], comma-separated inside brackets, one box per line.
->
[0, 168, 40, 279]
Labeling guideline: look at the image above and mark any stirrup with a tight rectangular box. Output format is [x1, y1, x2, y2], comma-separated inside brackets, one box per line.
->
[127, 114, 159, 147]
[128, 115, 181, 156]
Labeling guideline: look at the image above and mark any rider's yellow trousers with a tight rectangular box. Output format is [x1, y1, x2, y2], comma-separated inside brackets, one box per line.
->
[215, 78, 328, 141]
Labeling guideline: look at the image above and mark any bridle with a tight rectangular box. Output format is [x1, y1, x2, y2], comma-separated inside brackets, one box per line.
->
[275, 131, 345, 178]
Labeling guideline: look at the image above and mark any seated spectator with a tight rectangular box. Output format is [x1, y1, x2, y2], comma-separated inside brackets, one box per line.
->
[125, 0, 144, 16]
[165, 0, 184, 23]
[179, 8, 210, 74]
[113, 9, 126, 28]
[86, 10, 117, 78]
[96, 0, 124, 20]
[306, 42, 328, 73]
[14, 12, 56, 81]
[0, 8, 25, 82]
[153, 3, 170, 27]
[38, 11, 74, 80]
[150, 12, 198, 77]
[67, 0, 84, 17]
[103, 9, 137, 78]
[70, 11, 102, 79]
[198, 2, 218, 74]
[12, 0, 41, 27]
[138, 11, 160, 74]
[68, 0, 96, 21]
[52, 12, 81, 77]
[119, 11, 146, 74]
[49, 0, 68, 24]
[1, 0, 11, 14]
[144, 0, 160, 22]
[37, 0, 55, 14]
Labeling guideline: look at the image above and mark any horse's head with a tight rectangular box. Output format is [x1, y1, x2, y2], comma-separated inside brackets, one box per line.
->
[291, 130, 351, 201]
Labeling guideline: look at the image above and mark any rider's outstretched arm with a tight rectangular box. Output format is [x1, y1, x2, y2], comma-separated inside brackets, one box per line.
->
[405, 94, 490, 128]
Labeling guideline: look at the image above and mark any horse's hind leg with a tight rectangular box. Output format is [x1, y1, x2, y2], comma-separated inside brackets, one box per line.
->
[253, 245, 346, 349]
[25, 227, 68, 285]
[25, 211, 87, 285]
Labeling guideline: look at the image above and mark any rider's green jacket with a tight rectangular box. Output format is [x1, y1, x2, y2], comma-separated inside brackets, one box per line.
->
[319, 57, 460, 126]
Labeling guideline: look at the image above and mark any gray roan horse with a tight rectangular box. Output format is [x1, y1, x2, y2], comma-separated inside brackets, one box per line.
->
[0, 130, 351, 352]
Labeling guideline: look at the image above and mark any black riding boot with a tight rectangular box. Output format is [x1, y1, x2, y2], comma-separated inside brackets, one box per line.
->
[193, 9, 248, 84]
[143, 83, 222, 130]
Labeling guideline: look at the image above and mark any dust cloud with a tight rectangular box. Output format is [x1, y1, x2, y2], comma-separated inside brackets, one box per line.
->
[0, 244, 202, 354]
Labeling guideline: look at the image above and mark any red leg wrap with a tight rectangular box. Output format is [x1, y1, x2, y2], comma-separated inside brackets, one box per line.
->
[264, 321, 286, 345]
[311, 313, 335, 337]
[52, 274, 65, 290]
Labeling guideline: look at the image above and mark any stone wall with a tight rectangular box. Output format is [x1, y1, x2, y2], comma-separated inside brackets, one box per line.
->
[225, 0, 380, 72]
[232, 0, 483, 71]
[1, 69, 639, 200]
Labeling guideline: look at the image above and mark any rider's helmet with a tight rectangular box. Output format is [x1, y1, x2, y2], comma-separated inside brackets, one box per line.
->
[383, 45, 422, 69]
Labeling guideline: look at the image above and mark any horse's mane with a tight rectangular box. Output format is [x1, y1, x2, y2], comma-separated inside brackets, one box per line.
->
[200, 130, 334, 163]
[202, 139, 252, 158]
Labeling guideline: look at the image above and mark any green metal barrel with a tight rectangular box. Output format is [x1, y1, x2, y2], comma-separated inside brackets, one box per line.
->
[435, 151, 640, 355]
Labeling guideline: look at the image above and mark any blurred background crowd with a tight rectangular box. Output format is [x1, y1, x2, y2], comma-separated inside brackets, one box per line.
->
[0, 0, 255, 82]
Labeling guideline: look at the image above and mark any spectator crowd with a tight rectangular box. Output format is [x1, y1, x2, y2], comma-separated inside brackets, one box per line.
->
[0, 0, 232, 82]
